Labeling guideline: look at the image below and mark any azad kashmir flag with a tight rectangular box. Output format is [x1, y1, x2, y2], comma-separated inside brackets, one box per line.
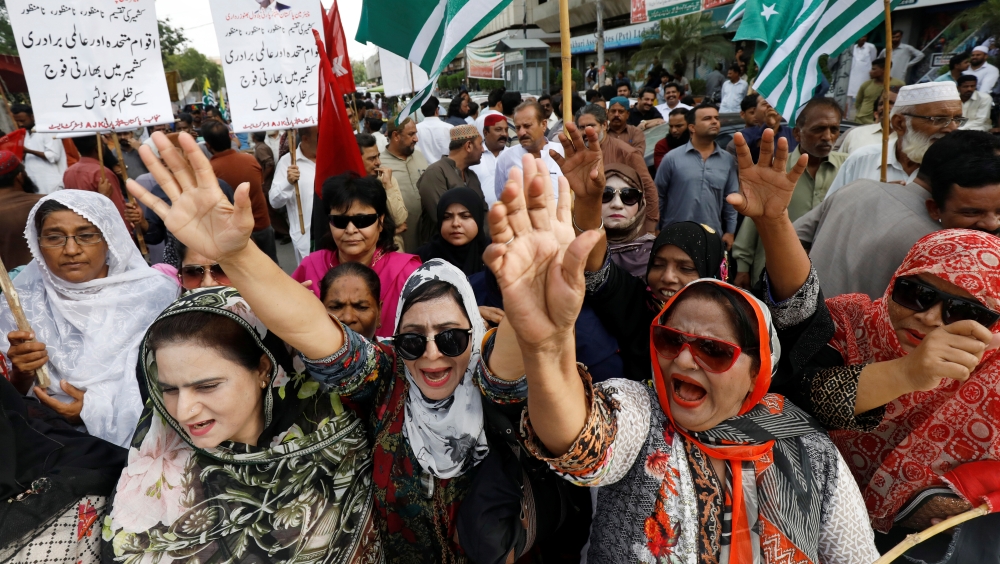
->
[727, 0, 901, 122]
[202, 79, 217, 109]
[356, 0, 513, 123]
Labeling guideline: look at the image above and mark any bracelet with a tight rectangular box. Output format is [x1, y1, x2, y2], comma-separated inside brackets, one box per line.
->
[572, 214, 604, 233]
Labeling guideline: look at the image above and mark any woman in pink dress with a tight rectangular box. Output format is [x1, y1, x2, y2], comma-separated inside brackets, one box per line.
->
[293, 174, 420, 338]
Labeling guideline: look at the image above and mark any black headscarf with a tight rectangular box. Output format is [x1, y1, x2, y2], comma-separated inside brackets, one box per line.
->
[417, 187, 490, 275]
[649, 221, 724, 280]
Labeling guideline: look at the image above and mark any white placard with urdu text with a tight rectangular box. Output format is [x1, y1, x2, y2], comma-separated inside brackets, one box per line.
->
[209, 0, 323, 133]
[7, 0, 175, 133]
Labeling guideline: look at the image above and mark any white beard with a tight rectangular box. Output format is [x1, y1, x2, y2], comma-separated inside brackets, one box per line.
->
[900, 118, 942, 163]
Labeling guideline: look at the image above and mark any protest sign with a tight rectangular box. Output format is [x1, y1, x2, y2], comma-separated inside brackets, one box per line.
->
[7, 1, 175, 133]
[209, 0, 323, 133]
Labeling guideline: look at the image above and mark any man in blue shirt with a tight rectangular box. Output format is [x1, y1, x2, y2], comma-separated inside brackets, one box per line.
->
[654, 104, 739, 249]
[739, 96, 798, 163]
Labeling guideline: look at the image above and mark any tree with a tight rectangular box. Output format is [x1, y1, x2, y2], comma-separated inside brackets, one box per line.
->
[165, 48, 224, 89]
[351, 59, 367, 85]
[158, 18, 188, 66]
[0, 1, 18, 56]
[630, 13, 732, 76]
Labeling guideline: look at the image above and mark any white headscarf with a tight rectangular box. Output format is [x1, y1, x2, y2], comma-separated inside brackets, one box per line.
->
[0, 190, 178, 447]
[395, 259, 489, 479]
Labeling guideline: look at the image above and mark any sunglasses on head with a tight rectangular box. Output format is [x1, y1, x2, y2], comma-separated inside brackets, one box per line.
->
[651, 325, 743, 373]
[602, 187, 642, 206]
[178, 263, 229, 289]
[392, 328, 473, 361]
[329, 214, 379, 230]
[892, 276, 1000, 327]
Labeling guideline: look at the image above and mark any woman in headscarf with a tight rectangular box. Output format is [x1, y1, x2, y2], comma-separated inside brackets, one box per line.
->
[417, 187, 489, 275]
[483, 153, 879, 563]
[745, 131, 1000, 560]
[292, 173, 421, 339]
[0, 190, 178, 447]
[126, 132, 562, 563]
[603, 163, 655, 278]
[103, 287, 380, 562]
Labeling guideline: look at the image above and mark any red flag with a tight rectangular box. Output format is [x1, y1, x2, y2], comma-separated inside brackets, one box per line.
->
[0, 128, 27, 160]
[312, 27, 366, 197]
[324, 1, 356, 95]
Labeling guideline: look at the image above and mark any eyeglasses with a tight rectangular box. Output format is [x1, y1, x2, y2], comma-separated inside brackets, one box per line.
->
[38, 232, 104, 248]
[603, 187, 642, 206]
[651, 325, 743, 373]
[329, 214, 379, 230]
[392, 328, 473, 361]
[902, 114, 969, 128]
[178, 263, 230, 289]
[892, 276, 1000, 327]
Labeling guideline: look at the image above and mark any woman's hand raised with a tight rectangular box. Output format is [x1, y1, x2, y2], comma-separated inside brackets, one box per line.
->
[727, 128, 808, 221]
[483, 155, 601, 351]
[126, 132, 256, 263]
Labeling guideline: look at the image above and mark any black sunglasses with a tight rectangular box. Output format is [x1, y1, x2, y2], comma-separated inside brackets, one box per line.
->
[603, 187, 642, 206]
[178, 264, 229, 289]
[329, 214, 379, 230]
[392, 329, 473, 361]
[892, 276, 1000, 327]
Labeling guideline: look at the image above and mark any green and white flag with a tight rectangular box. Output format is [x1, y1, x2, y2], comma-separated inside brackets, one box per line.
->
[731, 0, 902, 121]
[357, 0, 513, 122]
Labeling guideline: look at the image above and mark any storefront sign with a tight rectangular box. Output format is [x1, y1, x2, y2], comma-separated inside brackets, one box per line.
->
[631, 0, 701, 23]
[571, 21, 660, 54]
[467, 45, 503, 79]
[703, 0, 735, 10]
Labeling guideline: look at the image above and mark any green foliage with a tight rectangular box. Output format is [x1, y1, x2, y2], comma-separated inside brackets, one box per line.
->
[630, 13, 732, 76]
[555, 68, 583, 89]
[951, 0, 1000, 46]
[437, 70, 466, 91]
[690, 78, 706, 95]
[351, 59, 367, 85]
[165, 48, 224, 88]
[157, 18, 188, 66]
[476, 78, 504, 91]
[0, 1, 14, 56]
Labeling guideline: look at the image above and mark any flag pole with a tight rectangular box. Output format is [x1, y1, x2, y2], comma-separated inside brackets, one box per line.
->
[288, 129, 306, 235]
[0, 254, 51, 389]
[880, 0, 893, 182]
[110, 133, 149, 258]
[559, 0, 572, 124]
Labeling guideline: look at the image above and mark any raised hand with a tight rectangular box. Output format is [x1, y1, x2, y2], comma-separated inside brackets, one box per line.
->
[126, 132, 255, 262]
[727, 129, 808, 221]
[550, 122, 605, 202]
[483, 155, 601, 351]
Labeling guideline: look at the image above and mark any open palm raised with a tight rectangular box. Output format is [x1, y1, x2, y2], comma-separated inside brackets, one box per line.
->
[726, 129, 809, 221]
[126, 132, 256, 262]
[482, 155, 601, 350]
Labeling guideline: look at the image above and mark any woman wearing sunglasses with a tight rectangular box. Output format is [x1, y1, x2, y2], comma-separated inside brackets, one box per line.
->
[175, 240, 231, 290]
[291, 173, 420, 338]
[739, 130, 1000, 559]
[0, 191, 178, 448]
[126, 132, 554, 563]
[602, 163, 656, 278]
[486, 151, 879, 563]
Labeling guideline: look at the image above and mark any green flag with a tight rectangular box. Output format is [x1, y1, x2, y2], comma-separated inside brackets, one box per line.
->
[732, 0, 902, 121]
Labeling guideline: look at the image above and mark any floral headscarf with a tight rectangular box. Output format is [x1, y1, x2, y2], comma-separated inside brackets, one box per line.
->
[104, 287, 381, 563]
[826, 229, 1000, 532]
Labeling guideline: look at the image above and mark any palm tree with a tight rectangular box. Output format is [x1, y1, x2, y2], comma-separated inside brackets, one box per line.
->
[947, 0, 1000, 53]
[630, 13, 733, 75]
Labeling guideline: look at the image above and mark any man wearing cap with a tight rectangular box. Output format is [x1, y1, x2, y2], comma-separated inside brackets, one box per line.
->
[470, 114, 508, 207]
[416, 124, 484, 243]
[958, 75, 993, 132]
[825, 82, 964, 198]
[494, 101, 565, 201]
[836, 90, 898, 155]
[605, 97, 646, 154]
[964, 45, 999, 94]
[474, 88, 505, 137]
[415, 96, 453, 165]
[879, 30, 924, 83]
[0, 151, 42, 267]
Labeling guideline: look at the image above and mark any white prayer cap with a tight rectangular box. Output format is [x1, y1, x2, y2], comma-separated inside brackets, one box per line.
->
[891, 82, 960, 116]
[973, 45, 989, 54]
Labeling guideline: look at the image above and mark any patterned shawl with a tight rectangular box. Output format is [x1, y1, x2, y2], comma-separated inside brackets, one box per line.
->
[648, 279, 827, 563]
[825, 229, 1000, 532]
[104, 287, 380, 563]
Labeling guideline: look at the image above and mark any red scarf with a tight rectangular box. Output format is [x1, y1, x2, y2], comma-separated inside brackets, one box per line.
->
[826, 229, 1000, 532]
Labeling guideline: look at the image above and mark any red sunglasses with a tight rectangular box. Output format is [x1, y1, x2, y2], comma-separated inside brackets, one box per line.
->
[651, 325, 743, 373]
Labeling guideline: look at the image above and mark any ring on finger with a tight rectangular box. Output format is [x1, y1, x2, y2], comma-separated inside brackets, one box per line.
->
[504, 235, 515, 246]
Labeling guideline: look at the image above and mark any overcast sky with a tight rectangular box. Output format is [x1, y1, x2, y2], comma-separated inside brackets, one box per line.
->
[154, 0, 376, 62]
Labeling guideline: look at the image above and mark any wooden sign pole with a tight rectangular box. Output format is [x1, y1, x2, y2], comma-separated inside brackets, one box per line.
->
[109, 133, 149, 256]
[0, 254, 51, 388]
[288, 129, 306, 235]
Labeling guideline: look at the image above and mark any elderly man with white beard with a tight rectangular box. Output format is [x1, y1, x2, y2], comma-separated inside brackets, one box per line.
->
[824, 82, 964, 199]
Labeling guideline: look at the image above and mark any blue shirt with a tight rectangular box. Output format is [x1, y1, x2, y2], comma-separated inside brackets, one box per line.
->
[654, 141, 740, 234]
[739, 124, 798, 164]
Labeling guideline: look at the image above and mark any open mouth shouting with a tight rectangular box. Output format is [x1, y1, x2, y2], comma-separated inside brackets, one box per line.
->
[670, 373, 708, 408]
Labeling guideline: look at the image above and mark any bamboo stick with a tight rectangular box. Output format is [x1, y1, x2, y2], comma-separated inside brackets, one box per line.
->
[109, 133, 149, 257]
[559, 0, 572, 124]
[0, 254, 51, 388]
[289, 129, 306, 235]
[880, 0, 893, 183]
[872, 504, 989, 564]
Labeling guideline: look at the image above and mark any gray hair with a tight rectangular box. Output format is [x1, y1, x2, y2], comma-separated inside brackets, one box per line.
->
[576, 103, 608, 126]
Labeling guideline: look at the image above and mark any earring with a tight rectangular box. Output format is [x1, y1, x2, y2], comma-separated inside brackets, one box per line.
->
[261, 380, 267, 389]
